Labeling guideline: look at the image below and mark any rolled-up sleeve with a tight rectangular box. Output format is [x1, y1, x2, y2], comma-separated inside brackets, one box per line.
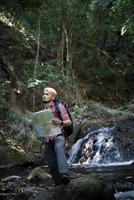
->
[58, 103, 70, 121]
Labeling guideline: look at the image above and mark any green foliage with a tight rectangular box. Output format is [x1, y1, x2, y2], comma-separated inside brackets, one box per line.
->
[21, 59, 70, 86]
[0, 82, 11, 120]
[0, 0, 134, 108]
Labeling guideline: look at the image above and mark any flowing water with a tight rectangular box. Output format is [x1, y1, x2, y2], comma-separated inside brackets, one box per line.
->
[0, 125, 134, 199]
[67, 126, 134, 199]
[68, 127, 122, 165]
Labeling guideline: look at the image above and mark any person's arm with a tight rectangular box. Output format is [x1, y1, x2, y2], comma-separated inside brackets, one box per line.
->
[52, 103, 72, 127]
[52, 118, 71, 127]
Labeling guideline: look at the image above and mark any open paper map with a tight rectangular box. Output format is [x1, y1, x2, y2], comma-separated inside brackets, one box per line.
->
[26, 109, 61, 138]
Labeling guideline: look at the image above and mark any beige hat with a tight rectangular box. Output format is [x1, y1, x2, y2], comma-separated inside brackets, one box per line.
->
[44, 87, 57, 99]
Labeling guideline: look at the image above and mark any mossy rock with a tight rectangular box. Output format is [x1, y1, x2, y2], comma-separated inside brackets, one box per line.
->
[53, 173, 115, 200]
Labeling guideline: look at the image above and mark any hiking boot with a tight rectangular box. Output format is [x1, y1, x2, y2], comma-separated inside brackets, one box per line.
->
[60, 174, 70, 185]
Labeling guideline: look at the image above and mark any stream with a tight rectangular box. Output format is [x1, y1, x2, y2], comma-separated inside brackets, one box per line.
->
[0, 162, 134, 200]
[67, 125, 134, 199]
[70, 163, 134, 200]
[0, 124, 134, 199]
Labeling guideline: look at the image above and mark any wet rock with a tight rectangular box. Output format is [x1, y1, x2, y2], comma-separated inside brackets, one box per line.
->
[52, 173, 115, 200]
[1, 175, 23, 192]
[2, 175, 21, 182]
[114, 118, 134, 160]
[27, 166, 51, 182]
[27, 187, 52, 200]
[0, 175, 33, 200]
[0, 191, 33, 200]
[114, 190, 134, 200]
[114, 181, 134, 192]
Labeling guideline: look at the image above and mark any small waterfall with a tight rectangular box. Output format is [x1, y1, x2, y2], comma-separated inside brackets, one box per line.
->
[68, 126, 126, 166]
[67, 128, 100, 165]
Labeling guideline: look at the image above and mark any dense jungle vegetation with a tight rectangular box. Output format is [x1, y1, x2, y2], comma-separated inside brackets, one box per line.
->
[0, 0, 134, 127]
[0, 3, 134, 199]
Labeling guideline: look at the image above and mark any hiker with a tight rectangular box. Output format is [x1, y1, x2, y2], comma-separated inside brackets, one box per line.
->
[42, 87, 72, 186]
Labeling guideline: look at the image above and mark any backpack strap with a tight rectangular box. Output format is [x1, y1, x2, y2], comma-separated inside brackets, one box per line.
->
[54, 99, 73, 138]
[54, 100, 72, 121]
[54, 100, 63, 121]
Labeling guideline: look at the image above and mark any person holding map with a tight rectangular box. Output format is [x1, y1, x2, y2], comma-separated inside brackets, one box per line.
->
[41, 87, 72, 186]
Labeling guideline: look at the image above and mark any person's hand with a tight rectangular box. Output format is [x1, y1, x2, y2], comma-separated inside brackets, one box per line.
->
[52, 118, 62, 126]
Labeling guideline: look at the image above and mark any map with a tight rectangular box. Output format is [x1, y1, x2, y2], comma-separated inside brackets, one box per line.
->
[26, 109, 61, 138]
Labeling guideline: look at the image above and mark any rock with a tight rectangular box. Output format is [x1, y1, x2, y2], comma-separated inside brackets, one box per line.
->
[114, 190, 134, 200]
[27, 167, 51, 182]
[0, 175, 24, 193]
[52, 173, 115, 200]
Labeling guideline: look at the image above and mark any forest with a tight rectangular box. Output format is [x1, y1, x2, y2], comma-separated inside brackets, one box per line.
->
[0, 0, 134, 200]
[1, 0, 134, 112]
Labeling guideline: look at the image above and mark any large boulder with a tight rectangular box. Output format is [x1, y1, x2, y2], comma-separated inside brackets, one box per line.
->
[52, 173, 115, 200]
[114, 118, 134, 160]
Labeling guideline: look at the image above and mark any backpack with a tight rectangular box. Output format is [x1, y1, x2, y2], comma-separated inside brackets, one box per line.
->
[54, 99, 73, 137]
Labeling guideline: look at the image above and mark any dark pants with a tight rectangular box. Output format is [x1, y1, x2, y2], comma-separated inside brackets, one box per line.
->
[44, 135, 68, 184]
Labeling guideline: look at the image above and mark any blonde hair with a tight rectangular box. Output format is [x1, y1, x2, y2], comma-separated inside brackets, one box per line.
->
[44, 87, 57, 99]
